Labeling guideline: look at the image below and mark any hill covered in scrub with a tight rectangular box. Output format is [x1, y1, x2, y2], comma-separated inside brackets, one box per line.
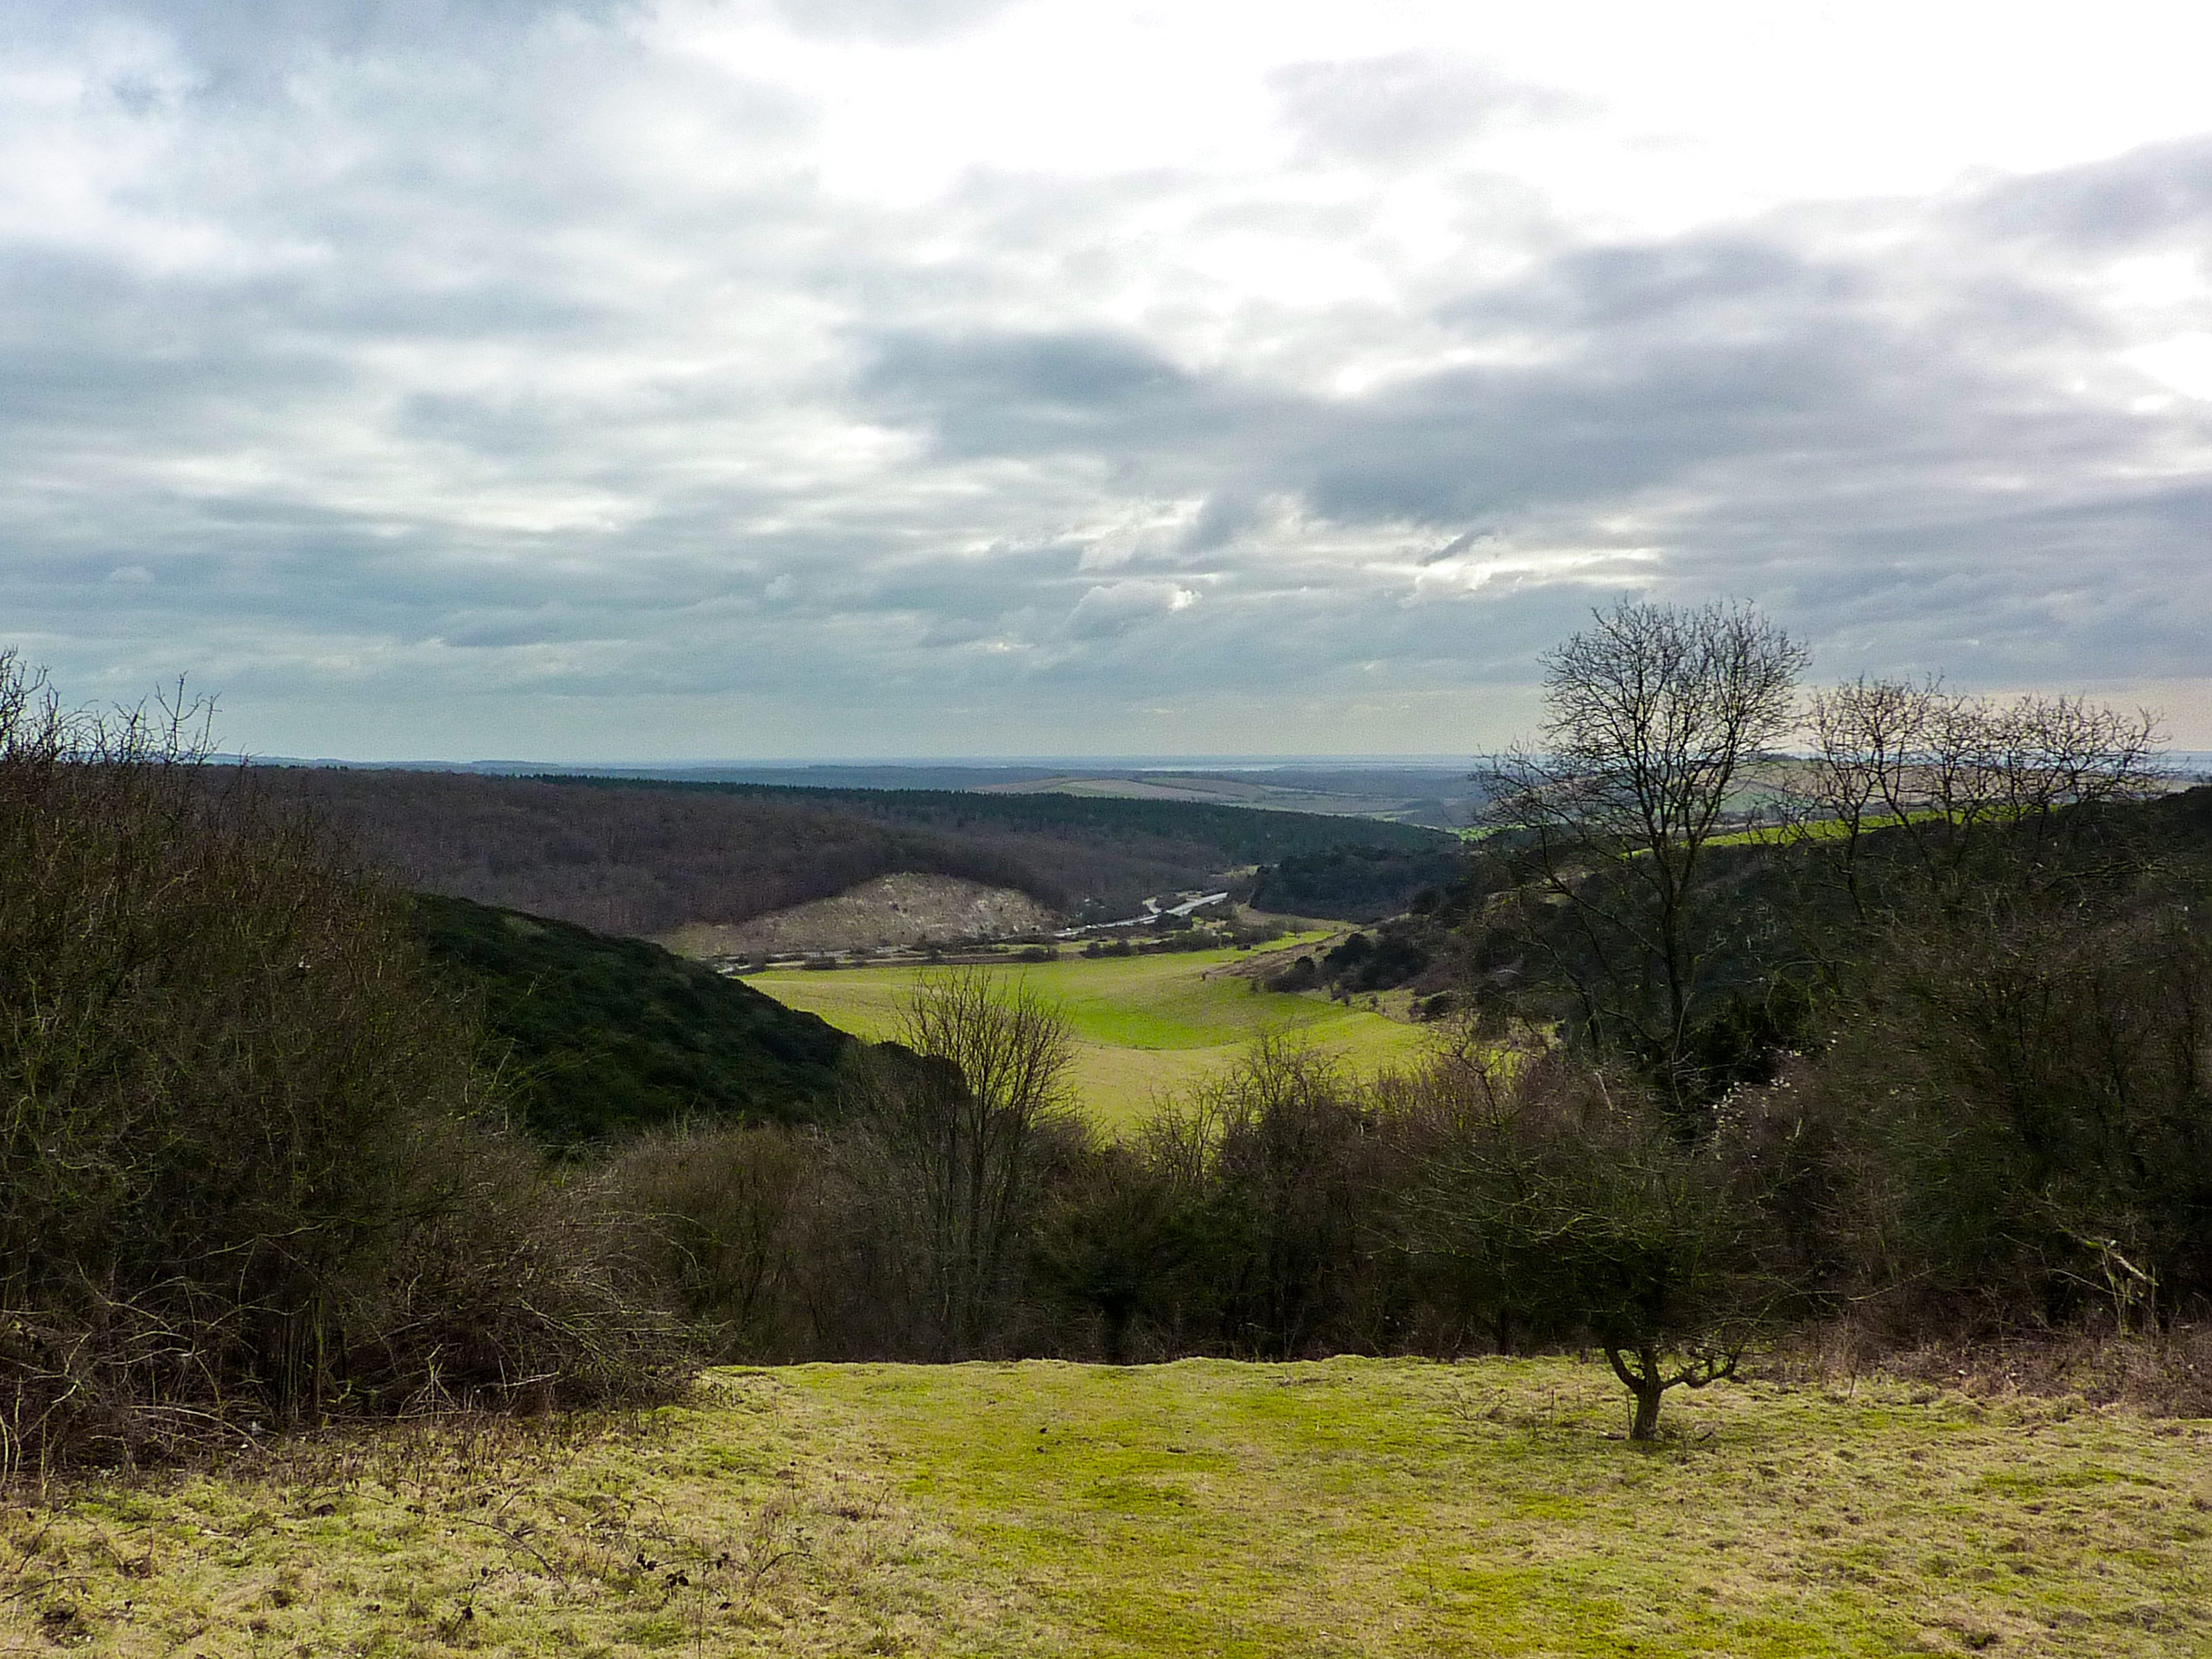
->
[265, 766, 1454, 939]
[1244, 842, 1469, 921]
[411, 893, 855, 1147]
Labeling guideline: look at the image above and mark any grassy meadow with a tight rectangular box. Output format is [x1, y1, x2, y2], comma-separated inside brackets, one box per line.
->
[10, 1357, 2208, 1657]
[749, 939, 1439, 1128]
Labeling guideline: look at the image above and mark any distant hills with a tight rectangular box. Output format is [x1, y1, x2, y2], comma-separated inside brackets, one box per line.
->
[267, 766, 1459, 939]
[244, 757, 1487, 828]
[967, 766, 1480, 827]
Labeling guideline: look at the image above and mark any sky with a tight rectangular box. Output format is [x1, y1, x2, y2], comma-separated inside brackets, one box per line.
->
[4, 0, 2211, 760]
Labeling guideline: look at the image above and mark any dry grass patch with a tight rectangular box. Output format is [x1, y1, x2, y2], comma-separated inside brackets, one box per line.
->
[8, 1357, 2210, 1656]
[0, 1378, 1033, 1657]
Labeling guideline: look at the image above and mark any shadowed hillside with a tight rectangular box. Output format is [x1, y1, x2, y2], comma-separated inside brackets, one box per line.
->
[411, 893, 855, 1147]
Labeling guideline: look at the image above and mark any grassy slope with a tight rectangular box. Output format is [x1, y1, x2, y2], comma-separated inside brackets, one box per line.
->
[11, 1358, 2208, 1656]
[748, 941, 1437, 1128]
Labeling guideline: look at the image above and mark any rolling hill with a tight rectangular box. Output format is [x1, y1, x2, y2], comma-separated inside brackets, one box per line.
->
[264, 766, 1458, 938]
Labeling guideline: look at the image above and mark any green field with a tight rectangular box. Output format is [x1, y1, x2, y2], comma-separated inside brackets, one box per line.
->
[748, 941, 1439, 1127]
[12, 1357, 2207, 1656]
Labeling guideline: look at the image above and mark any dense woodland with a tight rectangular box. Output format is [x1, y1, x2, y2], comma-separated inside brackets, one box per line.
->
[1243, 843, 1468, 922]
[7, 604, 2212, 1463]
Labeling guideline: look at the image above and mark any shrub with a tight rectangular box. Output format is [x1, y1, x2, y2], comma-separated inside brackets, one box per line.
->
[608, 1123, 816, 1362]
[0, 659, 676, 1471]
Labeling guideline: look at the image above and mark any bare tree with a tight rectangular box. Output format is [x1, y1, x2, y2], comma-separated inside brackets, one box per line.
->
[846, 969, 1075, 1357]
[1480, 599, 1808, 1116]
[1410, 1049, 1773, 1440]
[1796, 677, 2165, 910]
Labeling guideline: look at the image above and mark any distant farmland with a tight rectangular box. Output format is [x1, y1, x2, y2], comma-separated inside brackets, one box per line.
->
[748, 938, 1438, 1128]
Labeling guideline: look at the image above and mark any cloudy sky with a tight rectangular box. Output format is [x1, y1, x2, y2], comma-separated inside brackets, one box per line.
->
[5, 0, 2211, 759]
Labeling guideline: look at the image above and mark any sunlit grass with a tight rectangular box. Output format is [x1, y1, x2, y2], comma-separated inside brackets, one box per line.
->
[10, 1358, 2208, 1656]
[750, 941, 1440, 1129]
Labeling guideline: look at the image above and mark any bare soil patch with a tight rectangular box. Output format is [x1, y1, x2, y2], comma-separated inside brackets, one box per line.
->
[661, 873, 1062, 958]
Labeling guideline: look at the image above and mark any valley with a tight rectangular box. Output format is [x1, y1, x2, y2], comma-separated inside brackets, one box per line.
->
[746, 934, 1440, 1128]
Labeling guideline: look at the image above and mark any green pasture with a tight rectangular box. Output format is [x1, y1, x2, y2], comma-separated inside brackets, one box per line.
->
[12, 1357, 2208, 1656]
[748, 941, 1439, 1127]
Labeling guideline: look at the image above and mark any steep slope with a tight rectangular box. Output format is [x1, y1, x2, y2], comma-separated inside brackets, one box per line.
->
[412, 893, 853, 1147]
[1245, 843, 1469, 922]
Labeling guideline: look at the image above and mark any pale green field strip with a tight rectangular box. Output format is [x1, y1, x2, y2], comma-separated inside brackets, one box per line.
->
[10, 1358, 2209, 1656]
[751, 942, 1439, 1128]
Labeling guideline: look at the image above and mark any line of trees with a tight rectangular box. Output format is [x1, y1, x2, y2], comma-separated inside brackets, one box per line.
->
[611, 1033, 1802, 1438]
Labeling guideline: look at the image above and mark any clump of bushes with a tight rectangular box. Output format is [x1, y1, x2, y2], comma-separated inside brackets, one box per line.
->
[0, 659, 677, 1472]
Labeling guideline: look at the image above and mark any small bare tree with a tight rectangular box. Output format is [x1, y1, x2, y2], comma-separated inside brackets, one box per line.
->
[1480, 599, 1808, 1116]
[1413, 1050, 1774, 1440]
[845, 969, 1074, 1357]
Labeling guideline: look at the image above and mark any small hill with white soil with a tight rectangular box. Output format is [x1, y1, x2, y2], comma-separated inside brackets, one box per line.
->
[661, 872, 1061, 958]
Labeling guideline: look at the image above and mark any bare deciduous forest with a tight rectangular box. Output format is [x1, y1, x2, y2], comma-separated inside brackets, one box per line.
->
[262, 766, 1453, 936]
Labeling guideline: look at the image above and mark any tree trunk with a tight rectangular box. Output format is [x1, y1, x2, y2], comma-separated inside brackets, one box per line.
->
[1605, 1343, 1669, 1440]
[1630, 1377, 1664, 1441]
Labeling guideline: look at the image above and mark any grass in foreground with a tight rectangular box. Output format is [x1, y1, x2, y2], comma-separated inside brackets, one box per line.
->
[8, 1358, 2208, 1656]
[750, 941, 1438, 1128]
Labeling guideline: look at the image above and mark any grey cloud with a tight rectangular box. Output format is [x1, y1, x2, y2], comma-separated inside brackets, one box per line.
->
[66, 0, 637, 73]
[861, 330, 1206, 454]
[1446, 238, 1854, 333]
[1064, 579, 1195, 639]
[1967, 135, 2212, 248]
[1179, 493, 1256, 553]
[855, 269, 1891, 526]
[1273, 54, 1573, 165]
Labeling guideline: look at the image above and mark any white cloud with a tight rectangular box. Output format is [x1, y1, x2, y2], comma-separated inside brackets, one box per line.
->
[2126, 334, 2212, 400]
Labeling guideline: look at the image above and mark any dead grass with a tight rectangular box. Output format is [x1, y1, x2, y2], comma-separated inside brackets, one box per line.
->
[1779, 1322, 2212, 1419]
[0, 1382, 1027, 1656]
[6, 1356, 2209, 1656]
